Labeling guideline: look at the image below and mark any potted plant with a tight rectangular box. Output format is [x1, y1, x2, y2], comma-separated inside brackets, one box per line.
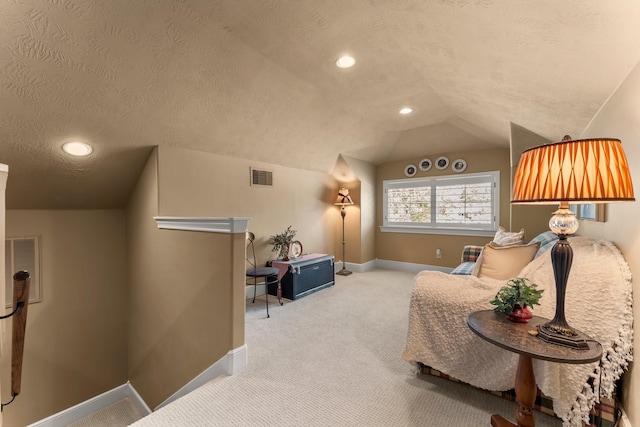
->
[490, 277, 544, 323]
[267, 226, 297, 260]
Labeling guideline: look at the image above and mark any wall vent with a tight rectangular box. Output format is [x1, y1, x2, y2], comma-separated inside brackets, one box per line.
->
[250, 168, 273, 187]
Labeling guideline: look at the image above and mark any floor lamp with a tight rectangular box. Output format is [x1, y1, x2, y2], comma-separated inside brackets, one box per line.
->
[512, 137, 634, 348]
[335, 187, 354, 276]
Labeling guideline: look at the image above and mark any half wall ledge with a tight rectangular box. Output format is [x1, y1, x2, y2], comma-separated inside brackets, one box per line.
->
[154, 217, 250, 234]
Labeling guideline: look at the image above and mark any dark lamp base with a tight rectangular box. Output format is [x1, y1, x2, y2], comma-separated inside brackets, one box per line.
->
[336, 269, 352, 276]
[537, 324, 589, 349]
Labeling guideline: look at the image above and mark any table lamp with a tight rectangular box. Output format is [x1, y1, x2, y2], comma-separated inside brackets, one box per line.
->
[335, 187, 354, 276]
[512, 137, 634, 348]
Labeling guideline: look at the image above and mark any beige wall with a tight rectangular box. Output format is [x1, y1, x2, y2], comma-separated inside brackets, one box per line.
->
[1, 210, 128, 426]
[342, 156, 376, 264]
[127, 145, 338, 408]
[576, 60, 640, 425]
[156, 145, 339, 263]
[127, 148, 246, 409]
[0, 143, 344, 421]
[376, 148, 511, 268]
[509, 123, 552, 239]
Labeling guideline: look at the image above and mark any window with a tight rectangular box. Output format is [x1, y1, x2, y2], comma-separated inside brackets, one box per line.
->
[5, 236, 42, 308]
[381, 171, 500, 236]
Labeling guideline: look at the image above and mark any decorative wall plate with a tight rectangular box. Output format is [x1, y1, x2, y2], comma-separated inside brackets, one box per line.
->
[435, 156, 449, 170]
[288, 240, 303, 258]
[452, 159, 467, 173]
[419, 158, 432, 171]
[404, 164, 417, 177]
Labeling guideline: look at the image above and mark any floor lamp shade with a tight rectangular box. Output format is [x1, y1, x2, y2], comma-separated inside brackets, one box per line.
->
[335, 187, 354, 205]
[335, 187, 354, 276]
[512, 137, 634, 348]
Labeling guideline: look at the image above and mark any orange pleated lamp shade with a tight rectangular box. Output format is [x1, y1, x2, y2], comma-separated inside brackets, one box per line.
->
[512, 138, 635, 204]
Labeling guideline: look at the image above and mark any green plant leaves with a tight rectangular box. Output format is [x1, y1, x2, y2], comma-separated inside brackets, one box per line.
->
[267, 225, 297, 258]
[489, 277, 544, 314]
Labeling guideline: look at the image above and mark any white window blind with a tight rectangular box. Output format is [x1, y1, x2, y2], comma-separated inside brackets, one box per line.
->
[382, 171, 500, 236]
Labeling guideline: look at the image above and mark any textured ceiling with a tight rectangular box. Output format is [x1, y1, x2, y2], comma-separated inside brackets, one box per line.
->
[1, 0, 640, 208]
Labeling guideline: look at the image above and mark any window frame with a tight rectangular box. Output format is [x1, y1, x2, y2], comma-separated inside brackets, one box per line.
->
[380, 171, 500, 237]
[5, 235, 42, 308]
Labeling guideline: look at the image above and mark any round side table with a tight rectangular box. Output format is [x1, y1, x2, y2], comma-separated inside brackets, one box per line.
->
[467, 310, 602, 427]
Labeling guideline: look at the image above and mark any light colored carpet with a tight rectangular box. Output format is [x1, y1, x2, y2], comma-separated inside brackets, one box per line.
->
[131, 268, 561, 426]
[68, 397, 145, 427]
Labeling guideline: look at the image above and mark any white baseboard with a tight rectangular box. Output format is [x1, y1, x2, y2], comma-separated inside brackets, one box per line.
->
[374, 259, 453, 274]
[246, 282, 266, 299]
[154, 344, 248, 411]
[619, 407, 632, 427]
[335, 259, 377, 273]
[227, 343, 248, 374]
[334, 259, 452, 274]
[27, 382, 151, 427]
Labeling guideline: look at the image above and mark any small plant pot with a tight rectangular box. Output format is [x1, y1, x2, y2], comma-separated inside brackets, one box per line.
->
[507, 304, 533, 323]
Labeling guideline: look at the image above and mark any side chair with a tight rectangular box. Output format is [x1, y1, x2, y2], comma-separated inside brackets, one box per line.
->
[246, 231, 282, 318]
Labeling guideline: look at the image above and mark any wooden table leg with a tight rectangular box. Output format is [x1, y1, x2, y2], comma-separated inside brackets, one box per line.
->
[491, 354, 536, 427]
[491, 414, 516, 427]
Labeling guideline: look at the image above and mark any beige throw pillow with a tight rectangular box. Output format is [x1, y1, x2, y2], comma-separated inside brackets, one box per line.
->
[472, 241, 540, 280]
[493, 226, 525, 246]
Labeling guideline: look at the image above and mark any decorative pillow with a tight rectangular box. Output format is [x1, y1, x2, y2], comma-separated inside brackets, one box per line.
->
[461, 245, 484, 263]
[492, 226, 525, 246]
[472, 241, 541, 280]
[529, 230, 559, 258]
[450, 262, 476, 275]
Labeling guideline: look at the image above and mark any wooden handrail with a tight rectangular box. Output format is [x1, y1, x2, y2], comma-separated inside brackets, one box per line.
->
[1, 271, 30, 410]
[11, 271, 30, 397]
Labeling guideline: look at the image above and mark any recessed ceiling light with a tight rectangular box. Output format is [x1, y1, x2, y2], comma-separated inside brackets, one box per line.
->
[336, 55, 355, 68]
[62, 141, 93, 157]
[399, 107, 413, 115]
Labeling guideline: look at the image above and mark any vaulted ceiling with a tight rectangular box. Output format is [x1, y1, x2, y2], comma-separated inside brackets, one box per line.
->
[2, 1, 640, 208]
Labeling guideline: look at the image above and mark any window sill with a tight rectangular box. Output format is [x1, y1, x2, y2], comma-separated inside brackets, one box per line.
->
[379, 225, 495, 237]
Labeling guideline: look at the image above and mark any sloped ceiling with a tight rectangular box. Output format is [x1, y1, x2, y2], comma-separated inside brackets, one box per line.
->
[1, 0, 640, 208]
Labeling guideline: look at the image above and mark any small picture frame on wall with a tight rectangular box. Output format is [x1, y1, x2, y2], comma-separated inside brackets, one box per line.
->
[419, 158, 432, 171]
[579, 203, 605, 222]
[570, 204, 605, 222]
[435, 156, 449, 170]
[404, 164, 417, 177]
[451, 159, 467, 173]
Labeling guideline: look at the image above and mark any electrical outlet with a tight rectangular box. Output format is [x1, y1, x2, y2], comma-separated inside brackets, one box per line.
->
[436, 248, 442, 259]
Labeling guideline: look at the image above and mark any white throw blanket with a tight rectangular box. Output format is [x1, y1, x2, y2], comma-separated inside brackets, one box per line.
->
[402, 237, 633, 427]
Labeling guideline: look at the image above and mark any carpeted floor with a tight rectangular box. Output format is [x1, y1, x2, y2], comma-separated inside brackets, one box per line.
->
[68, 398, 146, 427]
[130, 268, 561, 427]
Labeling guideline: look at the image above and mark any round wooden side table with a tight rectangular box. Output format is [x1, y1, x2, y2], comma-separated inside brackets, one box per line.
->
[467, 310, 602, 427]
